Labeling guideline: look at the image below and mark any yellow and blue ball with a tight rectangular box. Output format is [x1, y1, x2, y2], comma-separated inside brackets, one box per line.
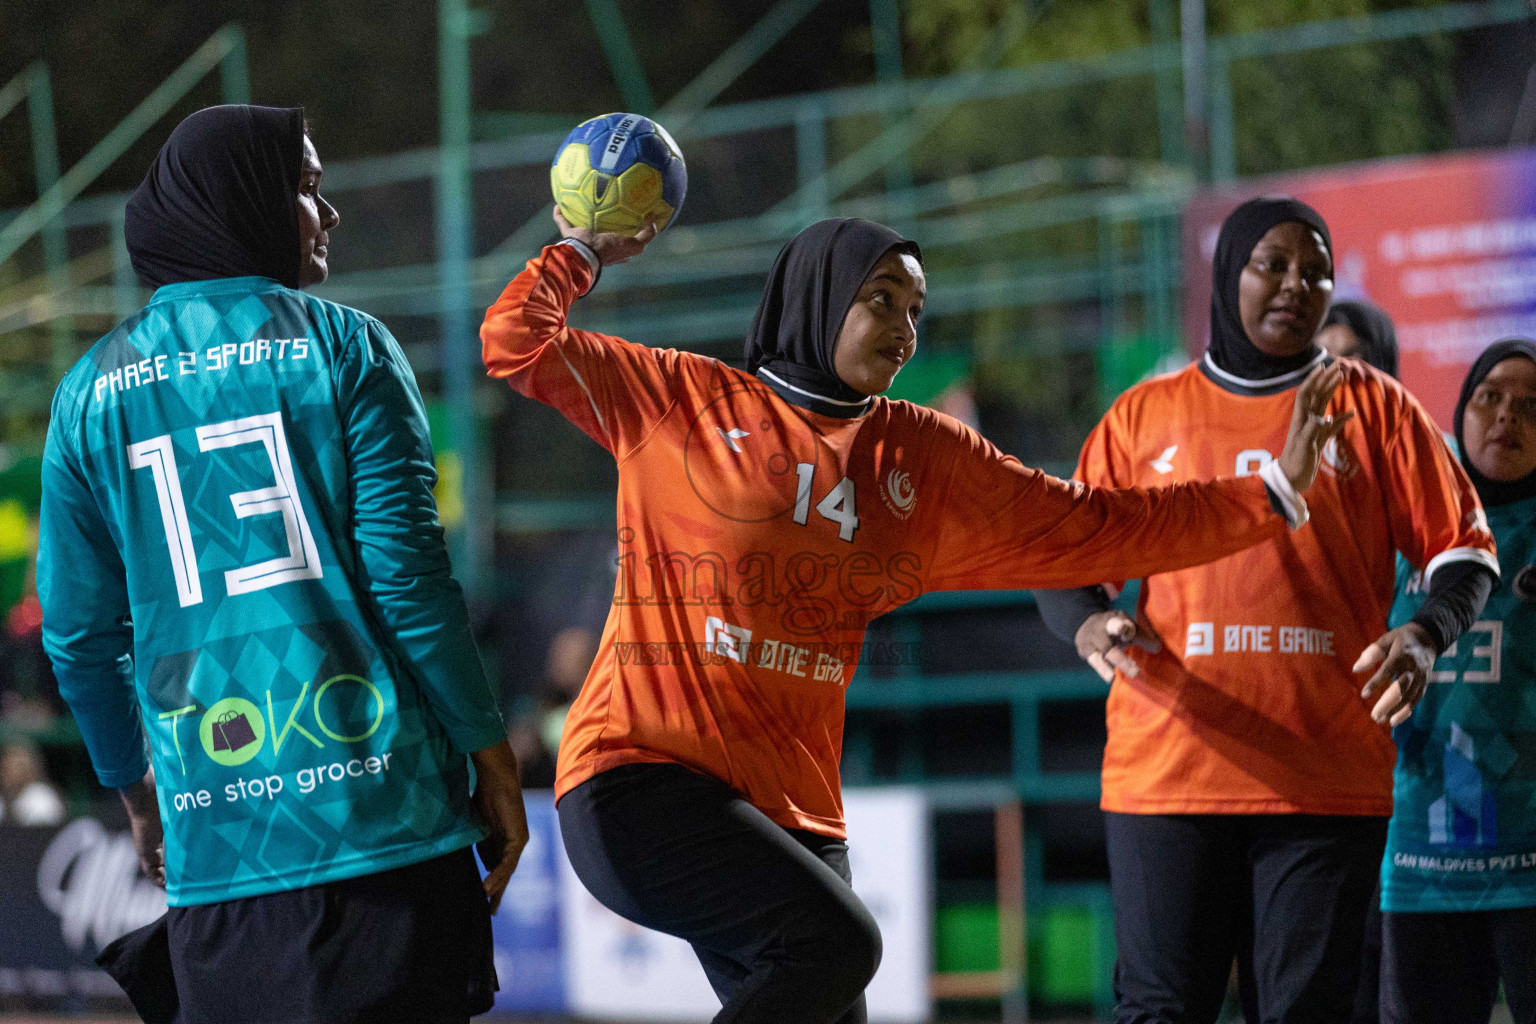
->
[550, 113, 687, 235]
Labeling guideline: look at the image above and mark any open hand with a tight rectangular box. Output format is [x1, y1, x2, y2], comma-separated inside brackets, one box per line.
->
[1354, 622, 1438, 727]
[470, 740, 530, 914]
[554, 208, 657, 266]
[1075, 610, 1163, 684]
[1278, 361, 1355, 491]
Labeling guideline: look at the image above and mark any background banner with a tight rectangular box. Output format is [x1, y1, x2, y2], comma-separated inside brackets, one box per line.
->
[3, 789, 929, 1020]
[489, 791, 566, 1014]
[0, 817, 166, 1003]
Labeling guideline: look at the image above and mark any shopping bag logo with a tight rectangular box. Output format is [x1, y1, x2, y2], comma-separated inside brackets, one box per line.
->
[212, 710, 257, 752]
[199, 697, 266, 767]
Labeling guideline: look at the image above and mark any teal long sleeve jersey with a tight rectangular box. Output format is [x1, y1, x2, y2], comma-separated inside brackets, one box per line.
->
[38, 276, 505, 906]
[1383, 494, 1536, 913]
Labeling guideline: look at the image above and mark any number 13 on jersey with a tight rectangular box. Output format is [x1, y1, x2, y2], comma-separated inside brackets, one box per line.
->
[128, 411, 323, 607]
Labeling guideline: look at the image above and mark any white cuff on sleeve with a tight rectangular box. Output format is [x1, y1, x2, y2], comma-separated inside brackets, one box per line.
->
[1258, 458, 1309, 530]
[555, 237, 601, 294]
[1424, 546, 1501, 586]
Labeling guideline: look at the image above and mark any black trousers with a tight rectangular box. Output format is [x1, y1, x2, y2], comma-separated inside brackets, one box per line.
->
[558, 763, 881, 1024]
[164, 846, 495, 1024]
[1350, 890, 1384, 1024]
[1107, 811, 1387, 1024]
[1381, 907, 1536, 1024]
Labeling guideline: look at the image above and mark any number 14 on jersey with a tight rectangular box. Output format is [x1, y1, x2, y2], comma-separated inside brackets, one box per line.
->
[792, 462, 859, 542]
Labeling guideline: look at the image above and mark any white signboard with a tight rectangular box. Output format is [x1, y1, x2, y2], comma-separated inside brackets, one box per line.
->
[560, 787, 932, 1023]
[845, 789, 932, 1022]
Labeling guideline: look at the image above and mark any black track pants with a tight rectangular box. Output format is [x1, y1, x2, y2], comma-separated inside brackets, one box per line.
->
[558, 763, 881, 1024]
[1107, 811, 1386, 1024]
[162, 846, 495, 1024]
[1382, 907, 1536, 1024]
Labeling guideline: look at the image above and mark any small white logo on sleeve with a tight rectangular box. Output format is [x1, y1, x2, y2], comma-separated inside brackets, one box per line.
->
[882, 468, 917, 519]
[704, 616, 753, 664]
[1150, 445, 1178, 474]
[1185, 622, 1214, 657]
[1320, 436, 1358, 479]
[715, 427, 750, 453]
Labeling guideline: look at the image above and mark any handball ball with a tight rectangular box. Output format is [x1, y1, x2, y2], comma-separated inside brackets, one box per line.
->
[550, 113, 687, 235]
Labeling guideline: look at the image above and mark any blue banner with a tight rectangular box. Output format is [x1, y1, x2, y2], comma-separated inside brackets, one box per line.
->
[488, 790, 565, 1013]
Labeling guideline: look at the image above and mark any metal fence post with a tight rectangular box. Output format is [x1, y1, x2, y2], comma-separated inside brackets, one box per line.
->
[1141, 207, 1173, 345]
[219, 24, 251, 105]
[997, 799, 1029, 1024]
[870, 0, 915, 226]
[1149, 0, 1185, 167]
[438, 0, 489, 595]
[795, 98, 830, 220]
[110, 205, 138, 323]
[1180, 0, 1209, 179]
[1208, 43, 1236, 182]
[1097, 213, 1126, 343]
[584, 0, 656, 113]
[26, 63, 71, 381]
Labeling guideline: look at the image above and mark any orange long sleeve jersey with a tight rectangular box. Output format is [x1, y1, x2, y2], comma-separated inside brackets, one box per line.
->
[482, 243, 1302, 837]
[1078, 358, 1497, 817]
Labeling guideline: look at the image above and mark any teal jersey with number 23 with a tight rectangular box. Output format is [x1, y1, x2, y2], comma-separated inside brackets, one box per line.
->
[38, 276, 504, 906]
[1382, 495, 1536, 913]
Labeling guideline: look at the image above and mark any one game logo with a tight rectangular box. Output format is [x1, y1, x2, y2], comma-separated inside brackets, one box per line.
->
[882, 468, 916, 520]
[703, 616, 753, 664]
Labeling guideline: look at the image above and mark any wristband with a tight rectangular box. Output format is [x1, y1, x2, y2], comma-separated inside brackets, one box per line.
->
[555, 237, 602, 296]
[1258, 458, 1308, 529]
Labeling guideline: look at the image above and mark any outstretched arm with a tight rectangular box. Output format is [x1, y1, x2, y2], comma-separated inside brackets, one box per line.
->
[1028, 363, 1353, 676]
[926, 363, 1352, 594]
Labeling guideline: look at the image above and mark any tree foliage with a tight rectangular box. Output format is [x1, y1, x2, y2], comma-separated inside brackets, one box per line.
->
[899, 0, 1458, 178]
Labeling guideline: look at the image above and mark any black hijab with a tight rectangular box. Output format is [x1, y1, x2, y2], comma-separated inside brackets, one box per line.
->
[1325, 300, 1399, 379]
[1208, 196, 1333, 382]
[1454, 338, 1536, 508]
[744, 218, 922, 414]
[126, 104, 306, 290]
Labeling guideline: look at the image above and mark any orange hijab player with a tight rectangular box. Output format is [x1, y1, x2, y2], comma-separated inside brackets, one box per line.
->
[481, 211, 1349, 1024]
[1036, 197, 1498, 1024]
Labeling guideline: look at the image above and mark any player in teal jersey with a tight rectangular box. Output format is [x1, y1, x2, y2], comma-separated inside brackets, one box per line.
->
[1380, 338, 1536, 1024]
[38, 105, 528, 1024]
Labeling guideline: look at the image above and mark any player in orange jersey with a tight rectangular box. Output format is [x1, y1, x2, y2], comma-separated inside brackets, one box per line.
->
[482, 212, 1349, 1024]
[1035, 197, 1499, 1024]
